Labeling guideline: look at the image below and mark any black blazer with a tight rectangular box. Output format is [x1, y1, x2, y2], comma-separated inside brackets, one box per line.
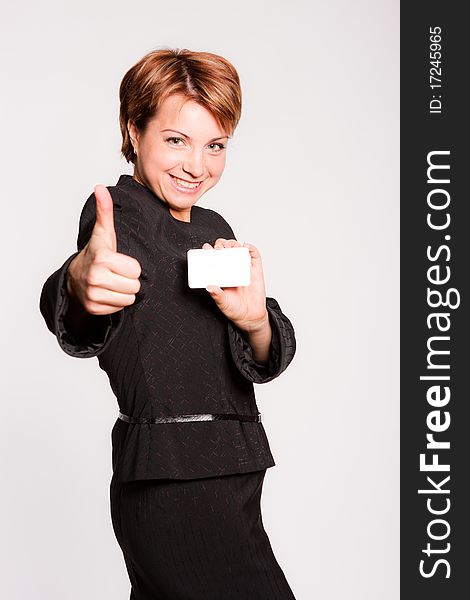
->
[39, 174, 296, 482]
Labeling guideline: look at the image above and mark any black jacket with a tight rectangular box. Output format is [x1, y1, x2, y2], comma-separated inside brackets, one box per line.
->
[39, 174, 296, 482]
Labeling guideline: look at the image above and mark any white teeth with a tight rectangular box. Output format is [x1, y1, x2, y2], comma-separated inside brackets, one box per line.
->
[171, 175, 201, 189]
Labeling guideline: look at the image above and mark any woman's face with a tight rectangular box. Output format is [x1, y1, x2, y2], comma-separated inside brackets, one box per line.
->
[128, 94, 229, 223]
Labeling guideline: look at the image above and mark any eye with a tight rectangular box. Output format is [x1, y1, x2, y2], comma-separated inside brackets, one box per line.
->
[166, 137, 185, 146]
[208, 142, 226, 152]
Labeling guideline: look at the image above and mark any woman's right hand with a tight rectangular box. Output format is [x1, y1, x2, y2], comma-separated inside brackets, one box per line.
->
[66, 184, 142, 316]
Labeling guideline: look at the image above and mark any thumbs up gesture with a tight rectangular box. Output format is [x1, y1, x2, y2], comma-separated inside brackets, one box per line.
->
[66, 184, 142, 316]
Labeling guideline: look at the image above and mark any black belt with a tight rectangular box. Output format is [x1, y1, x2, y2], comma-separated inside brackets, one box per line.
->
[118, 411, 262, 424]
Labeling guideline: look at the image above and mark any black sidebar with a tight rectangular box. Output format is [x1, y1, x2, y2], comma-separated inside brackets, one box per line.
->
[401, 3, 469, 598]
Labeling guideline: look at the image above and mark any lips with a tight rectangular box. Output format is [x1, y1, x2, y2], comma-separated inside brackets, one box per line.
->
[170, 174, 202, 184]
[169, 174, 203, 191]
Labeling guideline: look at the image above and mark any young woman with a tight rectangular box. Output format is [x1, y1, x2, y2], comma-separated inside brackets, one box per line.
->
[40, 47, 297, 599]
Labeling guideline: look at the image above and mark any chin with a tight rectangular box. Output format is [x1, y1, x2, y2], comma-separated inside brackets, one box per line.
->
[167, 186, 206, 204]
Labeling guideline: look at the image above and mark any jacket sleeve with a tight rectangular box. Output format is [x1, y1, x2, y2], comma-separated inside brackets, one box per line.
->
[227, 296, 297, 384]
[39, 190, 125, 358]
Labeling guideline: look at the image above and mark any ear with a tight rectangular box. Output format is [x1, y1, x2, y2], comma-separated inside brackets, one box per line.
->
[127, 119, 139, 148]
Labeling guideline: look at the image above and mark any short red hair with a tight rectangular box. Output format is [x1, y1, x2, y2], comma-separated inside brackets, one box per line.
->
[119, 47, 243, 164]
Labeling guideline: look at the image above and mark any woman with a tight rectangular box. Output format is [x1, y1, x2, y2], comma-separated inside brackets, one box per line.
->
[39, 47, 297, 599]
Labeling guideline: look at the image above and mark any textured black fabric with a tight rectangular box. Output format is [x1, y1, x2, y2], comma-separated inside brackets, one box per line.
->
[109, 468, 297, 599]
[39, 174, 297, 482]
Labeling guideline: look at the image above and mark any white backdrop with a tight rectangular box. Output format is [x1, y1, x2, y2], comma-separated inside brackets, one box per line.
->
[1, 1, 399, 598]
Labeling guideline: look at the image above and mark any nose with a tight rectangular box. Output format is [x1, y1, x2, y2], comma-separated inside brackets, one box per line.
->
[183, 148, 205, 179]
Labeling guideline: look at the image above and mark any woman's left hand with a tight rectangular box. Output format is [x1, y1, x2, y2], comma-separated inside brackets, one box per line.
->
[202, 238, 269, 333]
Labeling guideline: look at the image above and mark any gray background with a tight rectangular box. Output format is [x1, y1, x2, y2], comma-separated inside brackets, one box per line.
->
[1, 0, 399, 598]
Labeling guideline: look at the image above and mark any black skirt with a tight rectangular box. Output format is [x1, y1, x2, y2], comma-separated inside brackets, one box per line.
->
[109, 469, 296, 600]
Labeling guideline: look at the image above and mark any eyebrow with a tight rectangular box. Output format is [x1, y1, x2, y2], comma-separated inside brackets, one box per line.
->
[160, 129, 229, 142]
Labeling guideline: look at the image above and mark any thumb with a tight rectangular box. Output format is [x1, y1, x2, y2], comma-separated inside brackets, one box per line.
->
[205, 285, 223, 295]
[205, 285, 225, 304]
[91, 183, 117, 252]
[206, 285, 233, 318]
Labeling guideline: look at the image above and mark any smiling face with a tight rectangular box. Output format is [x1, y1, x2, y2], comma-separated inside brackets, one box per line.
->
[128, 94, 229, 223]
